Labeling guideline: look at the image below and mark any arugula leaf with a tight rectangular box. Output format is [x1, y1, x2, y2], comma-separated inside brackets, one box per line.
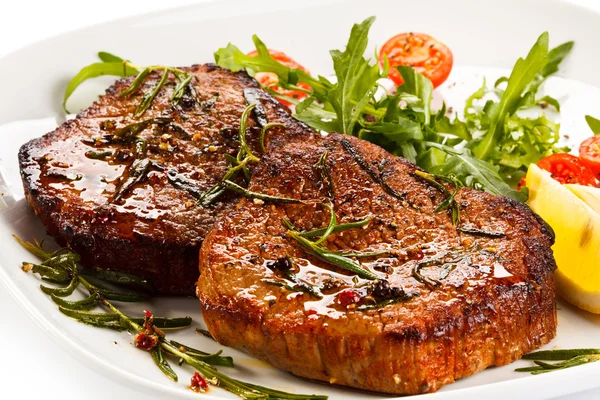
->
[327, 17, 381, 133]
[430, 144, 527, 202]
[586, 115, 600, 135]
[397, 66, 433, 125]
[471, 32, 549, 160]
[541, 41, 574, 78]
[63, 54, 138, 113]
[214, 36, 330, 98]
[97, 52, 125, 63]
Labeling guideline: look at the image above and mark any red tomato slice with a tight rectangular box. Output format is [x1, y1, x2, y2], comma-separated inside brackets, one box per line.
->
[579, 136, 600, 177]
[518, 153, 598, 189]
[379, 32, 453, 88]
[247, 49, 310, 107]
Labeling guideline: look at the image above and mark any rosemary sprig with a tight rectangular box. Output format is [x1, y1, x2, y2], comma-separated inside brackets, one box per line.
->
[15, 236, 325, 399]
[285, 204, 379, 280]
[315, 151, 335, 200]
[118, 63, 198, 118]
[197, 102, 263, 207]
[292, 217, 371, 239]
[413, 170, 461, 225]
[517, 348, 600, 374]
[224, 180, 306, 204]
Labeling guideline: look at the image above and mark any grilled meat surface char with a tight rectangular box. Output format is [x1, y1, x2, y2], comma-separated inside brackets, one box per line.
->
[18, 64, 303, 295]
[198, 131, 558, 394]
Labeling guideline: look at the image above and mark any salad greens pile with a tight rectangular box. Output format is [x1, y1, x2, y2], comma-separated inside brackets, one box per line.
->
[62, 16, 574, 203]
[214, 16, 574, 202]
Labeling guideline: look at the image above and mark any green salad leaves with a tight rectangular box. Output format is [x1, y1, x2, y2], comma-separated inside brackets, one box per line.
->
[62, 16, 575, 203]
[214, 16, 574, 202]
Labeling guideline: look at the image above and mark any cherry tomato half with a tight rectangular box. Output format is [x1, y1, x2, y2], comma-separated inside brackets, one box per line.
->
[247, 49, 311, 107]
[379, 32, 453, 88]
[518, 153, 598, 189]
[579, 136, 600, 178]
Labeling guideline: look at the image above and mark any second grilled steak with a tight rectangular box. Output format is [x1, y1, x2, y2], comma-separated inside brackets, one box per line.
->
[198, 131, 558, 394]
[18, 64, 308, 295]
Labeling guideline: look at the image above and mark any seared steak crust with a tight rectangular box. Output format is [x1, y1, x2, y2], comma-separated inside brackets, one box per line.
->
[198, 131, 557, 394]
[18, 64, 304, 295]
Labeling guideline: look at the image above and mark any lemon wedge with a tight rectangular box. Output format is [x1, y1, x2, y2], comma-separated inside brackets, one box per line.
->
[526, 164, 600, 313]
[565, 184, 600, 215]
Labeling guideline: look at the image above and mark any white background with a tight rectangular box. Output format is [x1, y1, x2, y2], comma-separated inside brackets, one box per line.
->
[0, 0, 599, 399]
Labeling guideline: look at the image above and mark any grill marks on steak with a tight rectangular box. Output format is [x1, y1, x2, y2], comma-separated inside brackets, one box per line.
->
[18, 64, 307, 295]
[197, 133, 557, 394]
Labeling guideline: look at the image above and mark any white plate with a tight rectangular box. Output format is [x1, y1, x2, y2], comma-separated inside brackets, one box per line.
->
[2, 0, 600, 399]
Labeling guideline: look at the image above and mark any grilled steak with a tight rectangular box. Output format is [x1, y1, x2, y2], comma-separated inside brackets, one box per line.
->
[18, 64, 304, 295]
[198, 131, 557, 394]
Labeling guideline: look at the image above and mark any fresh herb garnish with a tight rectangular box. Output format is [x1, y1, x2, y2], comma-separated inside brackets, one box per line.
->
[285, 203, 380, 280]
[517, 348, 600, 374]
[63, 53, 197, 118]
[412, 170, 460, 225]
[214, 18, 574, 203]
[197, 102, 265, 207]
[16, 236, 326, 399]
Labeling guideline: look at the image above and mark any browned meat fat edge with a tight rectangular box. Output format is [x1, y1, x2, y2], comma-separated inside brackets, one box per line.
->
[18, 63, 311, 295]
[197, 133, 557, 394]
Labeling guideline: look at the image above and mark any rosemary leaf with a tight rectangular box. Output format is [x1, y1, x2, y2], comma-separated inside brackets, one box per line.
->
[81, 268, 155, 294]
[288, 231, 378, 280]
[112, 117, 171, 140]
[259, 123, 285, 153]
[58, 306, 120, 322]
[95, 286, 148, 302]
[152, 346, 178, 382]
[243, 88, 269, 127]
[166, 340, 234, 367]
[313, 203, 337, 245]
[523, 348, 600, 360]
[171, 74, 193, 106]
[40, 277, 79, 297]
[51, 292, 99, 310]
[120, 67, 151, 98]
[25, 262, 69, 282]
[238, 103, 260, 162]
[135, 67, 169, 118]
[224, 180, 306, 204]
[315, 151, 335, 200]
